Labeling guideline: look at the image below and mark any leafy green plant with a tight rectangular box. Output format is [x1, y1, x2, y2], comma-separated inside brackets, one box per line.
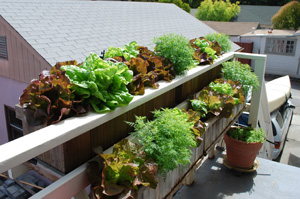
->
[153, 33, 195, 75]
[189, 37, 221, 65]
[205, 32, 232, 53]
[88, 139, 158, 198]
[195, 0, 240, 21]
[128, 108, 197, 178]
[190, 99, 208, 118]
[182, 109, 206, 146]
[194, 38, 210, 49]
[222, 60, 260, 93]
[126, 46, 176, 95]
[104, 41, 139, 61]
[271, 1, 300, 30]
[227, 127, 266, 143]
[204, 47, 217, 60]
[61, 52, 134, 113]
[19, 64, 88, 126]
[191, 78, 244, 118]
[209, 81, 233, 95]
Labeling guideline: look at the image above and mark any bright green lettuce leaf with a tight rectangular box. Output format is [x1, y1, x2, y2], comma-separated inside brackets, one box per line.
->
[204, 47, 218, 60]
[190, 99, 208, 118]
[61, 53, 134, 113]
[209, 81, 232, 95]
[104, 41, 139, 61]
[194, 38, 209, 51]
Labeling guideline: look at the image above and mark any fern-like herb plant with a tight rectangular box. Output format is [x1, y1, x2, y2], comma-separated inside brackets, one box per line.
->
[222, 60, 260, 93]
[153, 33, 195, 75]
[127, 108, 197, 178]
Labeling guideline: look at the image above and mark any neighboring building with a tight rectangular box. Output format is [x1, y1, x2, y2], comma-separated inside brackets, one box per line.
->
[202, 21, 260, 42]
[240, 29, 300, 78]
[0, 0, 240, 145]
[231, 5, 281, 29]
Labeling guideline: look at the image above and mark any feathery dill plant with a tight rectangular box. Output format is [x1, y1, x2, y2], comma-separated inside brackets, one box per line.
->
[153, 33, 195, 75]
[127, 108, 197, 178]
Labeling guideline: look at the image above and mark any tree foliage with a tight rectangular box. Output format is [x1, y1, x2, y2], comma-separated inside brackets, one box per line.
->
[159, 0, 191, 13]
[271, 1, 300, 30]
[195, 0, 240, 21]
[230, 0, 292, 6]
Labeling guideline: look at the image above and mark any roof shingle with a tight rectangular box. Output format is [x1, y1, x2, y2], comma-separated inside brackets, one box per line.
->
[0, 0, 240, 65]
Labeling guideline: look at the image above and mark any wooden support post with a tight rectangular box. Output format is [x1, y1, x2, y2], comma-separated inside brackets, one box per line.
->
[8, 164, 30, 179]
[185, 169, 194, 186]
[208, 146, 215, 159]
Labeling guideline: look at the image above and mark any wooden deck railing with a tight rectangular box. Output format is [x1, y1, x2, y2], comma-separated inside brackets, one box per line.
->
[0, 52, 271, 198]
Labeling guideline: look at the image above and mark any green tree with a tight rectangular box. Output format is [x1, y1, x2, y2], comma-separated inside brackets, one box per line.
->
[195, 0, 240, 21]
[159, 0, 191, 13]
[271, 1, 300, 29]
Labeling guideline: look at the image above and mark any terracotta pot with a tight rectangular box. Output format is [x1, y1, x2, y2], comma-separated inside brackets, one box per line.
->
[224, 133, 263, 169]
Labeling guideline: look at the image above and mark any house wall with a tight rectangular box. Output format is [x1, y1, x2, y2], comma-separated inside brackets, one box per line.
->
[240, 36, 300, 78]
[0, 16, 51, 83]
[0, 16, 51, 145]
[264, 37, 300, 77]
[0, 76, 27, 145]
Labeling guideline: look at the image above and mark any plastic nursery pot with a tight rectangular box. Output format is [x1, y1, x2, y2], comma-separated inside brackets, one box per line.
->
[224, 133, 263, 169]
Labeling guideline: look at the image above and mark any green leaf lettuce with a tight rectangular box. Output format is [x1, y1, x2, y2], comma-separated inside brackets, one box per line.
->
[61, 53, 134, 113]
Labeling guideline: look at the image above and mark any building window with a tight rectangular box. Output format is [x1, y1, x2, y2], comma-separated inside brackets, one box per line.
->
[265, 38, 297, 56]
[5, 105, 23, 141]
[0, 35, 8, 60]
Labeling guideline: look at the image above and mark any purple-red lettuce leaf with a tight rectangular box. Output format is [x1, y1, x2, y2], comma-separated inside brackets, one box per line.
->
[88, 139, 158, 198]
[125, 47, 175, 95]
[127, 74, 145, 95]
[19, 66, 87, 126]
[182, 109, 206, 146]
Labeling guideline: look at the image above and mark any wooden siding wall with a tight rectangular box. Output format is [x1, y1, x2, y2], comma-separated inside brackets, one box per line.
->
[0, 16, 51, 84]
[234, 42, 254, 65]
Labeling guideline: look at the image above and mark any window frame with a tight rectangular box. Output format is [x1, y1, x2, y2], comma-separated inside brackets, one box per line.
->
[4, 105, 23, 141]
[264, 37, 297, 56]
[0, 35, 8, 60]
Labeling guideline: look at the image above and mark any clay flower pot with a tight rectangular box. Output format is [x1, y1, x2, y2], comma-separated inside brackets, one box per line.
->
[224, 133, 263, 169]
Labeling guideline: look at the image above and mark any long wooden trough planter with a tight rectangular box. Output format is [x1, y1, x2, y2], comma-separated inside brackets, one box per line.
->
[134, 99, 245, 198]
[99, 100, 246, 199]
[14, 65, 223, 175]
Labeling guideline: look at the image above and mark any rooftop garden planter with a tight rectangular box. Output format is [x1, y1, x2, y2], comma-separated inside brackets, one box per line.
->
[87, 88, 246, 198]
[15, 35, 236, 175]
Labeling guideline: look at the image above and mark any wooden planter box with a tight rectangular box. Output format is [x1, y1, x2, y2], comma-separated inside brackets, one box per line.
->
[15, 66, 222, 175]
[135, 96, 245, 198]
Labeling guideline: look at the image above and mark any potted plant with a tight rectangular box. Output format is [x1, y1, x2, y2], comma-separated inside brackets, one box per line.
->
[224, 126, 266, 169]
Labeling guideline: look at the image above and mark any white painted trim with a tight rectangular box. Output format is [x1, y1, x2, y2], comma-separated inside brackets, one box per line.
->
[0, 53, 235, 174]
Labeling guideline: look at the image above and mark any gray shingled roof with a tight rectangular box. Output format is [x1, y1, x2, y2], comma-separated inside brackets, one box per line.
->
[231, 5, 281, 25]
[0, 0, 240, 66]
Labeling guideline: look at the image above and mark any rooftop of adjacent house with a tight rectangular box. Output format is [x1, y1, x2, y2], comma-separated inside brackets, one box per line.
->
[242, 29, 300, 37]
[0, 0, 240, 66]
[202, 21, 260, 36]
[231, 5, 281, 26]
